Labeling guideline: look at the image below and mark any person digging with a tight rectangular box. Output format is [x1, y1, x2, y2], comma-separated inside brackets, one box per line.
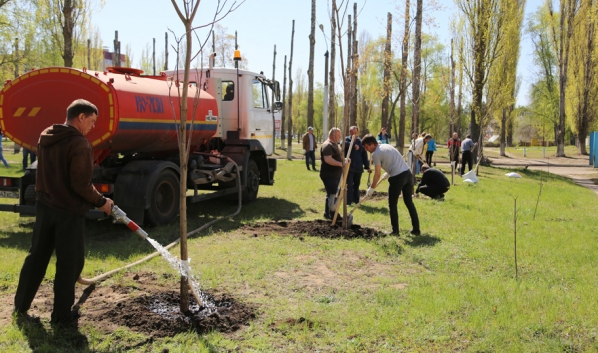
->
[362, 135, 421, 236]
[416, 164, 450, 201]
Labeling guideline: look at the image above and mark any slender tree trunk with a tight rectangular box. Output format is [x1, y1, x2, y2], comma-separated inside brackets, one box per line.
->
[307, 0, 316, 128]
[500, 108, 507, 156]
[346, 14, 352, 136]
[381, 12, 392, 130]
[351, 3, 358, 127]
[281, 55, 287, 149]
[450, 38, 456, 138]
[329, 0, 337, 127]
[286, 20, 295, 160]
[61, 0, 75, 67]
[411, 0, 423, 135]
[399, 1, 410, 154]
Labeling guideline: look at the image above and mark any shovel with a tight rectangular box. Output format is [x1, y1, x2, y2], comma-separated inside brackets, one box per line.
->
[346, 172, 390, 227]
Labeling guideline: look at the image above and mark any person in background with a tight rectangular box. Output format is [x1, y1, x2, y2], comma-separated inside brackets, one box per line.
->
[426, 135, 436, 166]
[14, 99, 113, 327]
[344, 126, 370, 205]
[0, 130, 9, 168]
[362, 135, 420, 236]
[377, 127, 391, 144]
[22, 148, 36, 170]
[302, 126, 318, 171]
[460, 134, 478, 175]
[320, 127, 347, 220]
[416, 164, 450, 200]
[413, 134, 431, 175]
[447, 132, 461, 168]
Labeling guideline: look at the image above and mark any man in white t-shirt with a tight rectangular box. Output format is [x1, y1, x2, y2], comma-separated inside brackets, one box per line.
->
[362, 135, 421, 236]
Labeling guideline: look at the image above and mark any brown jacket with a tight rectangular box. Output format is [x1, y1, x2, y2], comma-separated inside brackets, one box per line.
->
[36, 124, 105, 216]
[302, 132, 317, 151]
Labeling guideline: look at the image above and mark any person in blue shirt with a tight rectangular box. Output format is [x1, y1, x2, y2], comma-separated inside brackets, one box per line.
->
[426, 135, 437, 166]
[377, 127, 390, 144]
[0, 131, 9, 168]
[344, 126, 371, 205]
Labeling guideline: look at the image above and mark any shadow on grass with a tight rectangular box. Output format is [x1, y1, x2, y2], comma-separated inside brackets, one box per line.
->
[14, 317, 89, 352]
[0, 197, 302, 261]
[403, 234, 440, 247]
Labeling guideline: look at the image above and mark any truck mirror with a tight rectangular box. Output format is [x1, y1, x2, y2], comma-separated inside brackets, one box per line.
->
[273, 101, 283, 112]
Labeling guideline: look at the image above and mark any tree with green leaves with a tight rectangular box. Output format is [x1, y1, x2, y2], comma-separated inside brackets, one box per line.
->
[565, 0, 597, 154]
[548, 0, 581, 156]
[456, 0, 508, 147]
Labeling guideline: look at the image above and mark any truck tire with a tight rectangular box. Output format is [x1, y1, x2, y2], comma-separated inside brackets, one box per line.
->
[24, 184, 36, 205]
[145, 169, 180, 225]
[243, 159, 260, 203]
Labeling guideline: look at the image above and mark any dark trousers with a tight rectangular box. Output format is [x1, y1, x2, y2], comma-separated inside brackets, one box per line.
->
[425, 151, 434, 165]
[14, 202, 85, 322]
[23, 148, 36, 170]
[305, 150, 316, 170]
[321, 176, 340, 218]
[461, 150, 473, 175]
[419, 184, 449, 199]
[388, 170, 420, 233]
[346, 171, 362, 205]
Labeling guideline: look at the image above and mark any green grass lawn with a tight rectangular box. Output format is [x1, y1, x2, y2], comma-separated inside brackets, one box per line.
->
[0, 153, 597, 352]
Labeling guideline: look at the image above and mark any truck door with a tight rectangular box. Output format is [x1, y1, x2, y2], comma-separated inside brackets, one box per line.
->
[251, 79, 274, 155]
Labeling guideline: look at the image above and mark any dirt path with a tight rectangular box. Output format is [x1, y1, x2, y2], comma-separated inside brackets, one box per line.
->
[484, 150, 598, 196]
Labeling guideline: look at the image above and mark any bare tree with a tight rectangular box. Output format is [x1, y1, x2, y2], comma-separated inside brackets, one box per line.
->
[169, 0, 243, 312]
[411, 0, 423, 134]
[286, 20, 295, 160]
[307, 0, 316, 129]
[399, 1, 411, 153]
[329, 0, 337, 126]
[381, 12, 392, 130]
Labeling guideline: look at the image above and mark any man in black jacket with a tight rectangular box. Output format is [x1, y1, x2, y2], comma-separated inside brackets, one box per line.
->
[344, 126, 370, 205]
[14, 99, 113, 326]
[416, 164, 450, 200]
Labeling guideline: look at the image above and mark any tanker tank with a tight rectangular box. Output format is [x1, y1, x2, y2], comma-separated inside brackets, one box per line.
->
[0, 67, 219, 164]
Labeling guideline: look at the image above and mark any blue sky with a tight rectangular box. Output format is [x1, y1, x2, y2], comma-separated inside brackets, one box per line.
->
[93, 0, 543, 107]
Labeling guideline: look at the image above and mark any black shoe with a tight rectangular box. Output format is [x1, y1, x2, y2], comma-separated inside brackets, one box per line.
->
[51, 310, 80, 329]
[410, 229, 421, 236]
[313, 168, 318, 171]
[307, 167, 311, 171]
[384, 230, 399, 236]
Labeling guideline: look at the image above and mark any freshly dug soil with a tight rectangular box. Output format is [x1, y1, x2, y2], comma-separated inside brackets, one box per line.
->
[1, 272, 255, 340]
[242, 220, 384, 240]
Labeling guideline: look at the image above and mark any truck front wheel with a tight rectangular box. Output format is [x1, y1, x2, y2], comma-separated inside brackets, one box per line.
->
[242, 159, 260, 203]
[146, 169, 180, 225]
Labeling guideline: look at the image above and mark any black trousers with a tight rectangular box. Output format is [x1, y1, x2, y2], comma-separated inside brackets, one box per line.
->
[14, 202, 85, 322]
[419, 184, 449, 199]
[346, 171, 363, 205]
[305, 150, 316, 169]
[461, 150, 473, 175]
[388, 170, 420, 233]
[425, 151, 434, 165]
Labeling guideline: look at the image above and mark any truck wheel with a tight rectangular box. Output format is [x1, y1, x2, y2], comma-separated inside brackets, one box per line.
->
[242, 159, 260, 203]
[146, 170, 180, 225]
[24, 185, 36, 205]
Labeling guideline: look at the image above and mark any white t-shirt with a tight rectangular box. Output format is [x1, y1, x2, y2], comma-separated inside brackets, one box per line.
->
[371, 144, 410, 177]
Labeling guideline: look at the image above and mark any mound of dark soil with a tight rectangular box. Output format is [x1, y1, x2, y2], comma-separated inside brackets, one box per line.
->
[243, 220, 384, 240]
[92, 288, 255, 338]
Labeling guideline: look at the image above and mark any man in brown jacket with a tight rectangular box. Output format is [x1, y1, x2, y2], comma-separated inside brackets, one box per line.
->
[14, 99, 113, 327]
[302, 126, 318, 171]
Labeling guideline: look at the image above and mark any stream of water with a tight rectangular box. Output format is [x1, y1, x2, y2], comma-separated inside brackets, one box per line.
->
[146, 237, 217, 313]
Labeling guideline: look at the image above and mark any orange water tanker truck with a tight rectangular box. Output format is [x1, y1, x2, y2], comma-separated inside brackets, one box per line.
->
[0, 63, 281, 225]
